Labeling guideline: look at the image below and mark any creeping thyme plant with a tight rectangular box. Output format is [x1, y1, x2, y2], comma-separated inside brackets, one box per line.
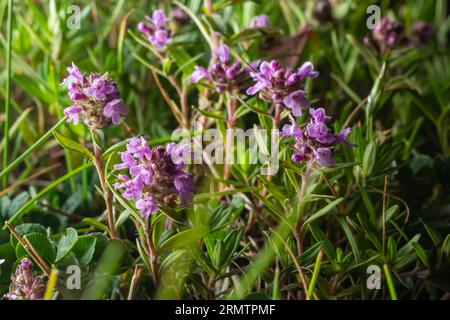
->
[0, 0, 449, 301]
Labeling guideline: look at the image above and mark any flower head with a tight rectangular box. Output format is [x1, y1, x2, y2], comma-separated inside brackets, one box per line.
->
[114, 138, 194, 218]
[138, 10, 172, 48]
[251, 15, 271, 28]
[364, 18, 404, 54]
[62, 63, 128, 128]
[247, 60, 318, 117]
[281, 108, 355, 167]
[413, 21, 433, 44]
[4, 258, 46, 300]
[191, 44, 250, 93]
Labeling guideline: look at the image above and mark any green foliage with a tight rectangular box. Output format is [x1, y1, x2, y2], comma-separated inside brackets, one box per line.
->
[0, 0, 449, 301]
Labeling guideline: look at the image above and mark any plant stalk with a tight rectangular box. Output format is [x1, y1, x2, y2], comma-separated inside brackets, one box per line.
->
[92, 135, 118, 239]
[295, 166, 312, 256]
[145, 220, 160, 287]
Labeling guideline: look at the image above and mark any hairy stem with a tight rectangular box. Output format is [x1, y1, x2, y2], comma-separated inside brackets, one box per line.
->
[145, 220, 160, 287]
[92, 135, 118, 239]
[295, 166, 312, 256]
[223, 94, 237, 185]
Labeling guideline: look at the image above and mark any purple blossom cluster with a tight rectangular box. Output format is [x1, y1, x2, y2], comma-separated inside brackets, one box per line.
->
[138, 10, 172, 49]
[62, 63, 128, 128]
[246, 60, 319, 117]
[113, 137, 194, 218]
[364, 18, 404, 54]
[191, 45, 250, 93]
[251, 15, 271, 28]
[5, 258, 46, 300]
[281, 108, 355, 167]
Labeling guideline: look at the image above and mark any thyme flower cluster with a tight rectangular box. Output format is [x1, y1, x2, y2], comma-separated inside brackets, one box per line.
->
[246, 60, 319, 117]
[62, 63, 128, 128]
[113, 137, 194, 218]
[5, 258, 46, 300]
[138, 10, 172, 48]
[281, 108, 355, 167]
[191, 45, 250, 93]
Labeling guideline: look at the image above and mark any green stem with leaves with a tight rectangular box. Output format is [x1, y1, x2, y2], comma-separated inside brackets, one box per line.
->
[295, 165, 312, 256]
[91, 131, 118, 239]
[145, 220, 159, 287]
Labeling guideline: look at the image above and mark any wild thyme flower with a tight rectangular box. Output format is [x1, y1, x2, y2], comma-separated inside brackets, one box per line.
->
[4, 258, 46, 300]
[251, 15, 271, 28]
[281, 108, 355, 167]
[364, 18, 404, 54]
[413, 21, 433, 44]
[172, 8, 190, 25]
[246, 60, 318, 117]
[138, 10, 172, 49]
[62, 63, 128, 128]
[113, 137, 194, 218]
[191, 44, 250, 93]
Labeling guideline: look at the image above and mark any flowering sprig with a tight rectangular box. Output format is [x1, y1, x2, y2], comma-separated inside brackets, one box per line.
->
[364, 18, 404, 54]
[62, 63, 128, 128]
[246, 60, 318, 117]
[4, 258, 46, 300]
[281, 108, 355, 167]
[114, 137, 194, 218]
[138, 10, 172, 49]
[191, 44, 250, 93]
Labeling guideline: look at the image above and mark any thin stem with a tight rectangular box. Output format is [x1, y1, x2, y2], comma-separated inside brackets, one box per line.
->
[91, 133, 118, 239]
[145, 220, 159, 287]
[168, 75, 189, 128]
[2, 0, 13, 188]
[223, 93, 237, 185]
[295, 166, 312, 256]
[6, 222, 51, 276]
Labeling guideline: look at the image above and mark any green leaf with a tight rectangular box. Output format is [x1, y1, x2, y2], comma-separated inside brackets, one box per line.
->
[82, 218, 110, 233]
[7, 192, 30, 218]
[442, 234, 450, 255]
[15, 233, 56, 264]
[302, 198, 344, 230]
[10, 223, 46, 249]
[72, 236, 97, 265]
[53, 131, 94, 160]
[56, 228, 78, 262]
[338, 218, 361, 264]
[160, 225, 210, 250]
[412, 242, 430, 269]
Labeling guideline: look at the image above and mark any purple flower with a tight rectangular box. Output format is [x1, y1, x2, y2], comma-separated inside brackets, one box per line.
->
[283, 90, 310, 117]
[136, 195, 158, 218]
[281, 108, 356, 167]
[191, 44, 249, 93]
[149, 29, 172, 48]
[64, 105, 82, 125]
[251, 15, 271, 28]
[365, 18, 404, 54]
[298, 62, 319, 79]
[114, 137, 194, 218]
[191, 66, 212, 83]
[247, 60, 318, 117]
[4, 258, 46, 300]
[413, 21, 433, 44]
[61, 63, 128, 128]
[104, 99, 129, 124]
[214, 45, 231, 63]
[138, 10, 172, 49]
